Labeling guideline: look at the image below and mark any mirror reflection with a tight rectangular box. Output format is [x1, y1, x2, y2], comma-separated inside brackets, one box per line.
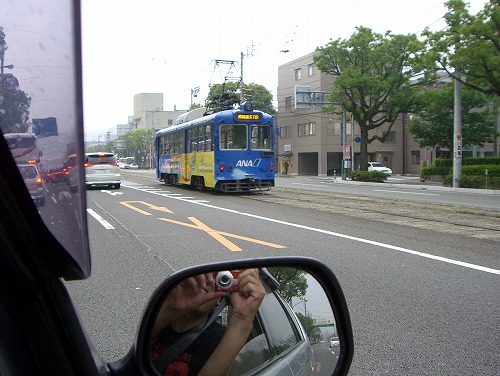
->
[1, 1, 89, 274]
[150, 267, 339, 376]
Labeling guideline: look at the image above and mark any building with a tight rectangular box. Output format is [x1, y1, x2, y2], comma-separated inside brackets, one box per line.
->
[276, 52, 423, 176]
[276, 52, 499, 177]
[132, 93, 186, 132]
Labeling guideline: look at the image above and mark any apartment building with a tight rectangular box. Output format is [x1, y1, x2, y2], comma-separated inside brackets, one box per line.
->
[276, 52, 424, 176]
[276, 52, 498, 176]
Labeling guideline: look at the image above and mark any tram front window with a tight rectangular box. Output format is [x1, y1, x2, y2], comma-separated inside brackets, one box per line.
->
[220, 124, 247, 150]
[251, 125, 271, 150]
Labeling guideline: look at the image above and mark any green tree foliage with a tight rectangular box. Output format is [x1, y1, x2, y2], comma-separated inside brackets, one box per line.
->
[86, 142, 114, 153]
[314, 27, 428, 170]
[295, 312, 322, 342]
[267, 267, 308, 304]
[206, 82, 275, 114]
[423, 0, 500, 96]
[407, 83, 498, 150]
[188, 103, 202, 111]
[0, 27, 31, 134]
[118, 128, 152, 166]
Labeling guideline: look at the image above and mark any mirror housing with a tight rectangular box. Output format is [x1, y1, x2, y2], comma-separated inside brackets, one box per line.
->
[125, 257, 353, 376]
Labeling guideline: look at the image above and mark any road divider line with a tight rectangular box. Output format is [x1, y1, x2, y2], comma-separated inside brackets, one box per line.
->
[122, 183, 500, 276]
[87, 208, 115, 229]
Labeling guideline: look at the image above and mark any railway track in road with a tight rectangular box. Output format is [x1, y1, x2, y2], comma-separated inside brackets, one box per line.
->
[120, 170, 500, 242]
[244, 187, 500, 243]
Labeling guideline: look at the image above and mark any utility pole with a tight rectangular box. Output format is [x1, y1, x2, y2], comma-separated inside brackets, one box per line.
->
[453, 68, 462, 188]
[240, 42, 254, 102]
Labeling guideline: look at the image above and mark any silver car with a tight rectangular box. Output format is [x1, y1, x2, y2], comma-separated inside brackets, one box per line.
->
[227, 290, 315, 376]
[19, 164, 45, 206]
[84, 152, 121, 189]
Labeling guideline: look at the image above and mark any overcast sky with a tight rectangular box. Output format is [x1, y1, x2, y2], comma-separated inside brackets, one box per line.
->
[81, 0, 486, 139]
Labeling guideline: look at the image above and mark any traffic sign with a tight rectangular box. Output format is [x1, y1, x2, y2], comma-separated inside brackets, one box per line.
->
[1, 75, 19, 93]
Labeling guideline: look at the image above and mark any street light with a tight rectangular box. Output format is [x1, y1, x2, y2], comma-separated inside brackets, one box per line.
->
[191, 86, 200, 107]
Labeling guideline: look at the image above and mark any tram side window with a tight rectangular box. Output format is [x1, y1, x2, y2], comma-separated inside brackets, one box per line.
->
[251, 125, 271, 150]
[220, 124, 247, 150]
[205, 124, 213, 152]
[188, 128, 197, 152]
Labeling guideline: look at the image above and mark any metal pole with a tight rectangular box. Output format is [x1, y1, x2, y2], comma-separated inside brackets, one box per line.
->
[453, 68, 462, 188]
[342, 111, 346, 180]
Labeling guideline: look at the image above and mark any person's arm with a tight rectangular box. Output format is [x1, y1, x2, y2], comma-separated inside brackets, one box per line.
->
[152, 273, 226, 337]
[199, 268, 266, 376]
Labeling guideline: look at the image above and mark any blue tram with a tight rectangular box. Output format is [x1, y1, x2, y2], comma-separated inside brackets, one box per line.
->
[155, 101, 275, 192]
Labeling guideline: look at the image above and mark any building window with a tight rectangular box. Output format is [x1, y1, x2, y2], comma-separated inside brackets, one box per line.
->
[385, 131, 396, 143]
[295, 68, 301, 81]
[411, 150, 421, 164]
[168, 119, 173, 126]
[279, 126, 290, 139]
[285, 96, 292, 111]
[308, 64, 315, 76]
[298, 122, 316, 137]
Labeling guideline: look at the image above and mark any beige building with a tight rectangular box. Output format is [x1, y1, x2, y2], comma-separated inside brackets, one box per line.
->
[276, 52, 498, 176]
[132, 93, 186, 132]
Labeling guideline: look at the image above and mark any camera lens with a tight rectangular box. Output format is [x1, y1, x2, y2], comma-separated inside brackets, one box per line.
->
[215, 271, 234, 289]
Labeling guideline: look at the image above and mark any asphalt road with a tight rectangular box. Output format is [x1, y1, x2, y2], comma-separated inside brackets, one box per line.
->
[65, 172, 500, 375]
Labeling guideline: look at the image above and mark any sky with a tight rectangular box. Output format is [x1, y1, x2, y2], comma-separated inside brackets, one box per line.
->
[81, 0, 486, 140]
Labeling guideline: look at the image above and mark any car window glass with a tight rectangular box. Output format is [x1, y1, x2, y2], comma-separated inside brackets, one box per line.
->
[258, 292, 300, 355]
[227, 332, 271, 376]
[88, 155, 116, 164]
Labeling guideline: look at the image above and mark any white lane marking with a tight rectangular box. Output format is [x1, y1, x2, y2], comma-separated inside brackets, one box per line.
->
[374, 189, 439, 196]
[87, 208, 115, 229]
[101, 190, 124, 196]
[121, 183, 500, 276]
[292, 183, 325, 188]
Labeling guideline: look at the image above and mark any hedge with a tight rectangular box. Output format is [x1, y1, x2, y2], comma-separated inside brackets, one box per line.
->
[443, 174, 500, 189]
[349, 170, 388, 183]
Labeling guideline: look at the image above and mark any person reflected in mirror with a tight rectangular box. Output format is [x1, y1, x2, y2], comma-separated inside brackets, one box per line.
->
[151, 268, 266, 376]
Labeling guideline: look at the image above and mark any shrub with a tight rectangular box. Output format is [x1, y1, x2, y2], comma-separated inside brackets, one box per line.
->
[420, 166, 450, 179]
[463, 157, 500, 166]
[443, 174, 500, 189]
[435, 158, 453, 168]
[349, 170, 388, 182]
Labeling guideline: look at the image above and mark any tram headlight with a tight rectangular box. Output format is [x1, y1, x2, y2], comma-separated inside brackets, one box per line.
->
[219, 162, 225, 172]
[270, 162, 274, 171]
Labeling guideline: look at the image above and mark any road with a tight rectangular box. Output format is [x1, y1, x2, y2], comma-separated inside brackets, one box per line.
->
[66, 171, 500, 375]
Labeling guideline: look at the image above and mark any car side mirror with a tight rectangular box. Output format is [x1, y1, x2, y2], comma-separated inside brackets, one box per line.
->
[110, 257, 353, 376]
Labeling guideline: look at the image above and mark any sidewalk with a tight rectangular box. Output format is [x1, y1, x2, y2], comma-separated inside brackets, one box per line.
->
[276, 173, 500, 195]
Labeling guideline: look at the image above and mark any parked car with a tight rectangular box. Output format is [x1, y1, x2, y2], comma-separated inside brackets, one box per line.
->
[18, 164, 45, 206]
[368, 161, 393, 175]
[84, 152, 121, 189]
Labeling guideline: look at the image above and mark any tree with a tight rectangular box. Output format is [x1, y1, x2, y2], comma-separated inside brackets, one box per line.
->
[118, 128, 152, 166]
[314, 27, 429, 170]
[407, 83, 497, 150]
[295, 312, 322, 343]
[0, 27, 31, 134]
[267, 267, 308, 304]
[423, 0, 500, 97]
[206, 82, 276, 114]
[188, 103, 202, 111]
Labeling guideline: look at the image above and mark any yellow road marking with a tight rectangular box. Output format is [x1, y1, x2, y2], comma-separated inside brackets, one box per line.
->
[158, 216, 286, 252]
[120, 201, 174, 216]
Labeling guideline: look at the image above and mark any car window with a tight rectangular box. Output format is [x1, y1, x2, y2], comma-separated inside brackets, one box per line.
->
[86, 155, 116, 165]
[257, 292, 301, 355]
[19, 165, 38, 179]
